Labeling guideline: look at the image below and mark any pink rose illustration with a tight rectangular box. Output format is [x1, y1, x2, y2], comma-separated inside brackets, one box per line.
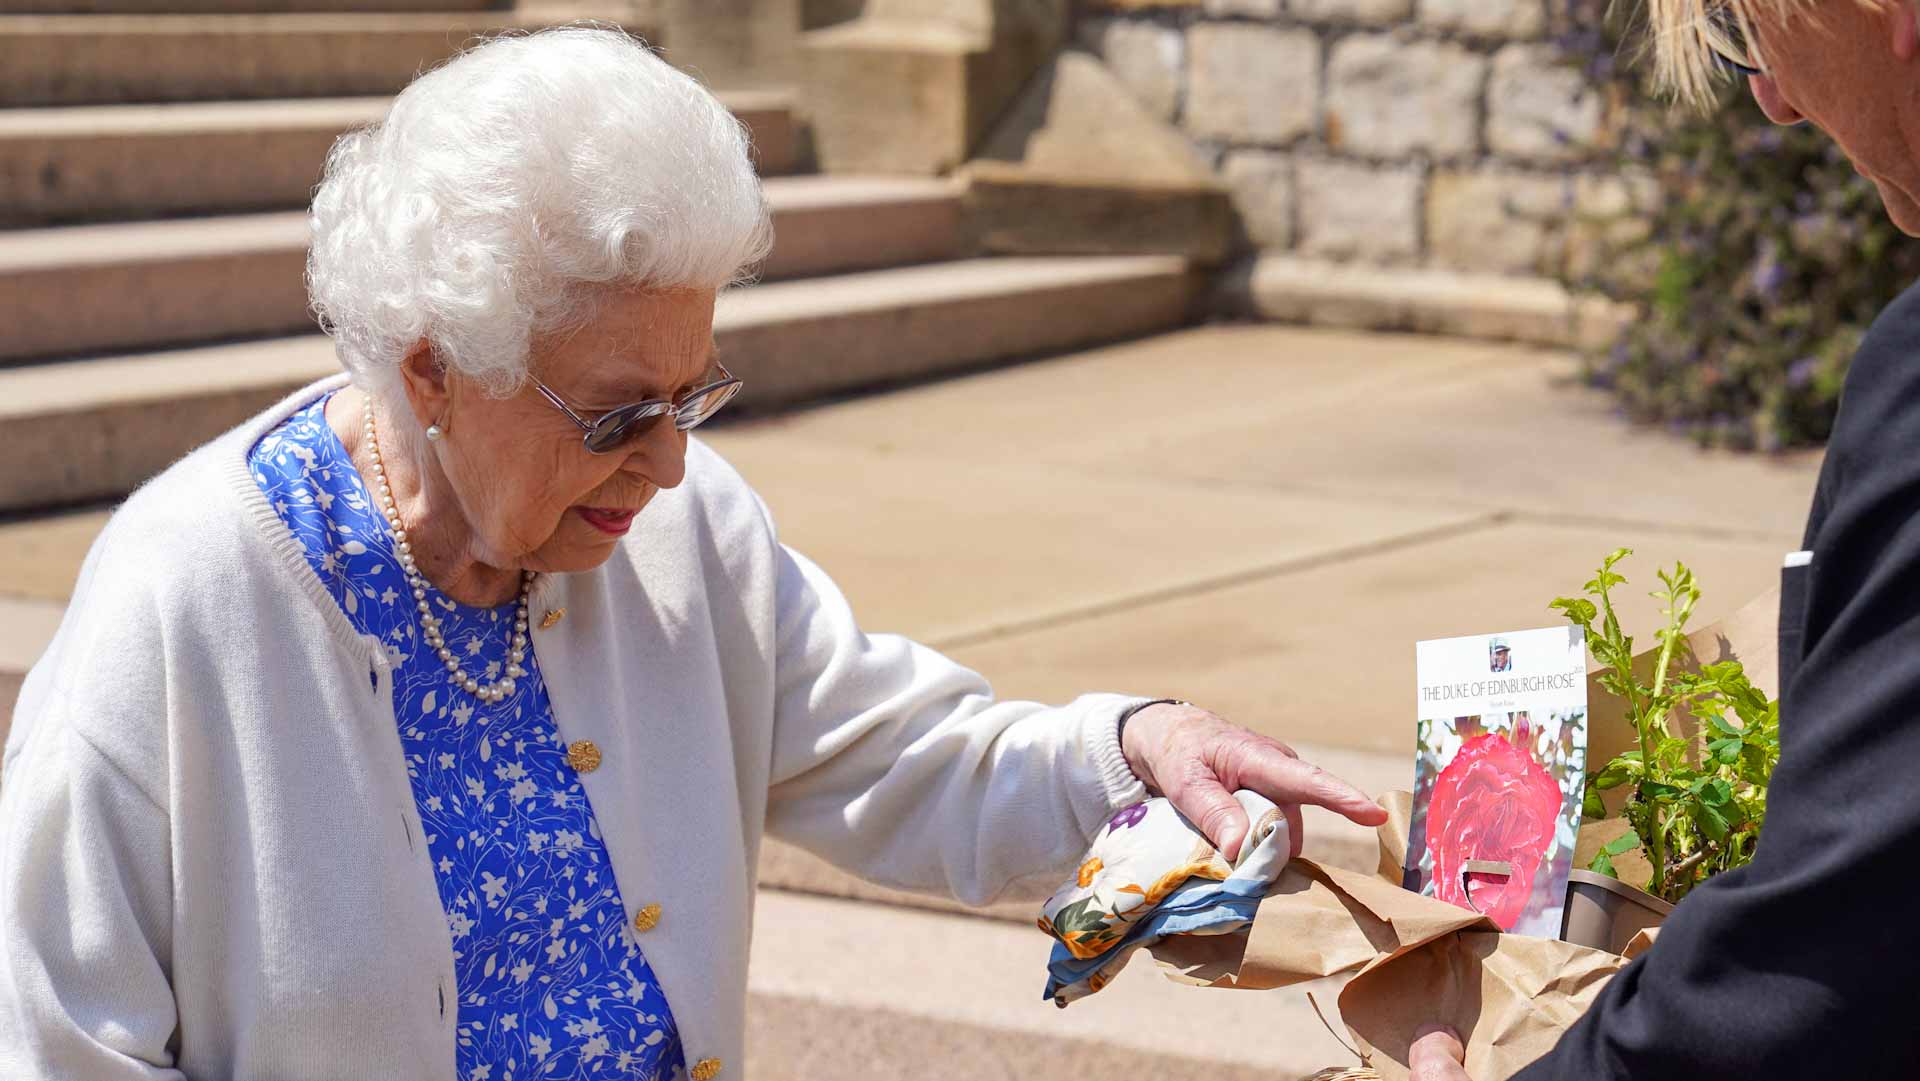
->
[1427, 724, 1560, 929]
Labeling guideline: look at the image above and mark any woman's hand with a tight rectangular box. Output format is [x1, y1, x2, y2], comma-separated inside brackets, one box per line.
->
[1119, 701, 1390, 861]
[1410, 1025, 1472, 1080]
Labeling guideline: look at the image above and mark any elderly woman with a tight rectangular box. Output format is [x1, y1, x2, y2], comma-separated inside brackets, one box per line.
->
[0, 27, 1385, 1081]
[1415, 2, 1920, 1078]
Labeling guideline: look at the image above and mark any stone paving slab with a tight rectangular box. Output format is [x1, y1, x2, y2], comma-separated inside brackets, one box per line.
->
[0, 446, 1475, 641]
[946, 518, 1794, 755]
[747, 990, 1318, 1081]
[748, 888, 1358, 1079]
[718, 324, 1822, 542]
[705, 437, 1483, 645]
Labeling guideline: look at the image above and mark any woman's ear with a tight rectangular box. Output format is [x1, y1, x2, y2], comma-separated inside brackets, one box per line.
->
[1894, 0, 1918, 62]
[397, 338, 451, 431]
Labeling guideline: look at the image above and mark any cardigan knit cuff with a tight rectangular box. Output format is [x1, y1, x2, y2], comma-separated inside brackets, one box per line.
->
[1083, 697, 1150, 815]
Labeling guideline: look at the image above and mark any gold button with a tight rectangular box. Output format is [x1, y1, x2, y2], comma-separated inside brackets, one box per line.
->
[691, 1058, 722, 1081]
[539, 608, 566, 629]
[632, 903, 662, 933]
[565, 740, 601, 773]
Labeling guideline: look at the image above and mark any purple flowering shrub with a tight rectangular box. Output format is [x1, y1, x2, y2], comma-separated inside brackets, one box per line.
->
[1557, 1, 1920, 450]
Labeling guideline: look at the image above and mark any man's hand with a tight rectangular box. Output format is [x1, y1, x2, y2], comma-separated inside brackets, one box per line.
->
[1410, 1025, 1471, 1080]
[1119, 701, 1389, 861]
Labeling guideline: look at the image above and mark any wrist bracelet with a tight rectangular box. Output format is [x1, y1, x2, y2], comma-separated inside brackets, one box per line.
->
[1116, 698, 1189, 752]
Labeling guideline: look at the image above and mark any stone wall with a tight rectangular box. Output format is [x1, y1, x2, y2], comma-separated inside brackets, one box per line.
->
[1075, 0, 1643, 278]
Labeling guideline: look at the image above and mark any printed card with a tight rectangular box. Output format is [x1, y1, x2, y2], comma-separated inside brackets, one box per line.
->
[1405, 626, 1589, 936]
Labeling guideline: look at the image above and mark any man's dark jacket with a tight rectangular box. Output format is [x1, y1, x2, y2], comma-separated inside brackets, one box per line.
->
[1517, 279, 1920, 1078]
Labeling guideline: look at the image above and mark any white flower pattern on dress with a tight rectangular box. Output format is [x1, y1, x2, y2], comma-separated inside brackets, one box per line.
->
[251, 396, 686, 1081]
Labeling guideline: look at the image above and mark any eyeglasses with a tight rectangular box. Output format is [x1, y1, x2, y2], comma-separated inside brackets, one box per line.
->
[533, 361, 743, 454]
[1706, 4, 1764, 75]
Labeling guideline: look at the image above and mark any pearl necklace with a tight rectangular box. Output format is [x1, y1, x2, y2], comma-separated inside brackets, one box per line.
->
[362, 396, 533, 705]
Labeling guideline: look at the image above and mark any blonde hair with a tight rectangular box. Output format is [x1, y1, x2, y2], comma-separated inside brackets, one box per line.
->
[1644, 0, 1894, 106]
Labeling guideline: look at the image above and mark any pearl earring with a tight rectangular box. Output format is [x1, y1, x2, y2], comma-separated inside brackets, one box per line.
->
[425, 424, 444, 442]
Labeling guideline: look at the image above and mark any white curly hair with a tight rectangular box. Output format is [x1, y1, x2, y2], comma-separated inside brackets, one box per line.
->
[306, 24, 773, 399]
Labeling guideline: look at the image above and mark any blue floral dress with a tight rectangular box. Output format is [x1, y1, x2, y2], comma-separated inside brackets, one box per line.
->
[250, 395, 686, 1081]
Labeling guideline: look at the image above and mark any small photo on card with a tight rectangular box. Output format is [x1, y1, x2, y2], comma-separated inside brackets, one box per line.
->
[1405, 626, 1589, 937]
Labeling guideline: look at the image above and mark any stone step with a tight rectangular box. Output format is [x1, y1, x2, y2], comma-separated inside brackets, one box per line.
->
[0, 254, 1194, 511]
[0, 175, 961, 362]
[746, 888, 1359, 1080]
[1217, 253, 1632, 352]
[756, 175, 962, 281]
[0, 90, 799, 227]
[0, 9, 659, 107]
[0, 212, 311, 362]
[719, 88, 802, 184]
[710, 254, 1195, 410]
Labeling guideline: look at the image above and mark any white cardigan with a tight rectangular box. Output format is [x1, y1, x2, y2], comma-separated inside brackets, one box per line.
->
[0, 378, 1148, 1080]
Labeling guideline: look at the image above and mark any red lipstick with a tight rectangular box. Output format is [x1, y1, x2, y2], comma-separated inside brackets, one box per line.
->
[577, 507, 637, 535]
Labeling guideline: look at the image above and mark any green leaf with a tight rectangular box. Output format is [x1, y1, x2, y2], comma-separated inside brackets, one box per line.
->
[1728, 684, 1774, 728]
[1691, 798, 1732, 843]
[1551, 597, 1599, 625]
[1703, 711, 1744, 738]
[1600, 830, 1642, 857]
[1720, 799, 1750, 832]
[1698, 659, 1745, 683]
[1589, 851, 1618, 878]
[1699, 778, 1736, 806]
[1591, 756, 1636, 790]
[1585, 571, 1628, 595]
[1596, 669, 1637, 700]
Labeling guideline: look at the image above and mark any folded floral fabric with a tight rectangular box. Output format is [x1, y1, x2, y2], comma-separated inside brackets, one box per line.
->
[1038, 790, 1291, 1006]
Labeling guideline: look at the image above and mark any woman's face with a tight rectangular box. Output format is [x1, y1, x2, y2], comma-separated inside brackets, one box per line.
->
[1747, 0, 1920, 234]
[413, 285, 719, 575]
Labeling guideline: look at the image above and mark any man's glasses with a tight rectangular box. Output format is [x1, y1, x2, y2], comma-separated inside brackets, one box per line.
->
[534, 361, 743, 454]
[1707, 4, 1764, 75]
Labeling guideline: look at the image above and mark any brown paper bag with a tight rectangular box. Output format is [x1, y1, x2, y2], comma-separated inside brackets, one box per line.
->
[1376, 789, 1413, 885]
[1150, 851, 1632, 1080]
[1341, 927, 1624, 1079]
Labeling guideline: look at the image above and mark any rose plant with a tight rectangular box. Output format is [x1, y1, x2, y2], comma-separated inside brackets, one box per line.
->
[1552, 549, 1781, 903]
